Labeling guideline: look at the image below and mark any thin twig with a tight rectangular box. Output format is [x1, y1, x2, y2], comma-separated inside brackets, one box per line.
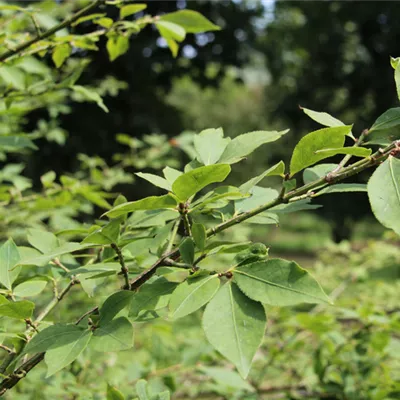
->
[0, 0, 104, 63]
[111, 243, 130, 289]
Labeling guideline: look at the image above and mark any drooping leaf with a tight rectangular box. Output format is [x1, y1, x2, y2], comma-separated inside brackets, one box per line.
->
[0, 238, 21, 289]
[391, 56, 400, 101]
[368, 156, 400, 236]
[156, 21, 186, 42]
[27, 229, 59, 254]
[169, 275, 220, 320]
[219, 130, 289, 164]
[52, 43, 72, 68]
[107, 384, 125, 400]
[99, 290, 134, 324]
[91, 317, 134, 352]
[71, 85, 109, 113]
[191, 223, 206, 252]
[290, 125, 353, 176]
[135, 172, 171, 191]
[44, 329, 92, 377]
[315, 183, 367, 197]
[234, 259, 332, 306]
[172, 164, 231, 201]
[159, 10, 220, 33]
[120, 3, 146, 18]
[106, 35, 130, 62]
[13, 279, 47, 297]
[104, 195, 178, 218]
[193, 128, 230, 165]
[179, 238, 195, 265]
[300, 107, 345, 128]
[129, 278, 177, 318]
[239, 161, 285, 194]
[315, 147, 371, 158]
[0, 298, 34, 320]
[203, 282, 266, 378]
[369, 108, 400, 132]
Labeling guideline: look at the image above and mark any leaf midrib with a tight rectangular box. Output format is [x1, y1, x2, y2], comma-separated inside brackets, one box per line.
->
[172, 276, 214, 317]
[235, 270, 328, 303]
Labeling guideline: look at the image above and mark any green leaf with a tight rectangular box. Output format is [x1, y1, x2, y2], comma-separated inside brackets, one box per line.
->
[0, 135, 37, 151]
[239, 161, 285, 194]
[270, 199, 321, 214]
[200, 366, 254, 392]
[368, 156, 400, 236]
[159, 10, 220, 33]
[315, 147, 371, 158]
[157, 267, 189, 283]
[136, 380, 150, 400]
[203, 282, 266, 378]
[13, 279, 47, 297]
[104, 195, 178, 218]
[0, 238, 21, 289]
[172, 164, 231, 201]
[194, 128, 230, 165]
[235, 186, 278, 213]
[120, 4, 146, 18]
[91, 317, 133, 352]
[219, 130, 289, 164]
[45, 329, 92, 377]
[165, 39, 179, 57]
[136, 172, 171, 191]
[290, 125, 352, 176]
[179, 238, 195, 265]
[315, 183, 367, 197]
[192, 186, 247, 211]
[52, 43, 72, 68]
[129, 278, 177, 318]
[107, 384, 125, 400]
[71, 85, 109, 113]
[163, 167, 182, 185]
[99, 290, 134, 324]
[0, 66, 25, 90]
[234, 259, 332, 306]
[303, 163, 337, 185]
[0, 298, 34, 320]
[369, 108, 400, 132]
[106, 35, 130, 62]
[191, 223, 206, 252]
[18, 242, 90, 266]
[156, 21, 186, 42]
[300, 106, 345, 127]
[27, 229, 59, 254]
[391, 56, 400, 101]
[82, 218, 121, 245]
[24, 324, 86, 354]
[169, 275, 220, 320]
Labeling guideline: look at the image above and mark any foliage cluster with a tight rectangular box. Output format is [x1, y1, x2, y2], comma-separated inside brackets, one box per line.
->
[0, 2, 399, 399]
